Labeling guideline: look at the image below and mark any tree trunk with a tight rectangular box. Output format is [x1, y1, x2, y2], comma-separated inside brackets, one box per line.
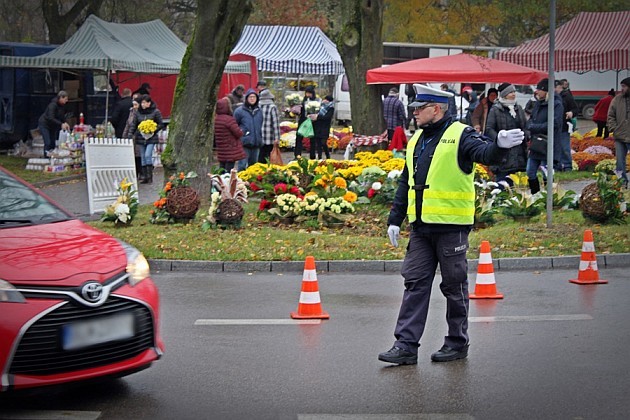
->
[168, 0, 253, 200]
[336, 0, 384, 136]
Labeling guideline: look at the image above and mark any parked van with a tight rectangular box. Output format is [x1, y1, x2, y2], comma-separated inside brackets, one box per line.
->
[334, 74, 351, 124]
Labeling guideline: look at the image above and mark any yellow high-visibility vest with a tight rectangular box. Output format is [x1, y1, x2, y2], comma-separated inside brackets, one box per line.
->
[406, 122, 475, 224]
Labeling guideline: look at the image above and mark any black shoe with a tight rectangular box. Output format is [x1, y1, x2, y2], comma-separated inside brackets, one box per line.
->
[378, 346, 417, 365]
[430, 345, 469, 362]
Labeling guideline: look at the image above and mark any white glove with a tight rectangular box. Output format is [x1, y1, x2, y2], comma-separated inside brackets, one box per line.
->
[387, 225, 400, 248]
[497, 129, 524, 148]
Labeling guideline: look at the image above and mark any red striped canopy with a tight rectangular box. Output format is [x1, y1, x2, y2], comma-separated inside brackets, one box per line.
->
[496, 11, 630, 72]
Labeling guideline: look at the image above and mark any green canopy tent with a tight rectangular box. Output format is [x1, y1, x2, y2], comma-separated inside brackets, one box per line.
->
[0, 15, 189, 123]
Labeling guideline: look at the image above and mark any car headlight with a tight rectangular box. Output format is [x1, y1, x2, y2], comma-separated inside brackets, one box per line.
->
[0, 279, 26, 303]
[117, 241, 151, 286]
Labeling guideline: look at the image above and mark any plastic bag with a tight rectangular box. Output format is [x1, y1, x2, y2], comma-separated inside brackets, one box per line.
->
[269, 141, 283, 166]
[297, 118, 314, 138]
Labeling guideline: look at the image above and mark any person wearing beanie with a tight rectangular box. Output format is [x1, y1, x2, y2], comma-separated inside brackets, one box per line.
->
[257, 89, 280, 164]
[471, 88, 498, 133]
[607, 77, 630, 187]
[383, 86, 406, 141]
[310, 95, 335, 159]
[485, 83, 529, 185]
[294, 85, 318, 158]
[593, 89, 616, 138]
[234, 88, 263, 169]
[525, 78, 564, 194]
[554, 80, 579, 171]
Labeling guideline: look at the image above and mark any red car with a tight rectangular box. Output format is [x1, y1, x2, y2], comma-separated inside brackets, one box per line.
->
[0, 166, 164, 392]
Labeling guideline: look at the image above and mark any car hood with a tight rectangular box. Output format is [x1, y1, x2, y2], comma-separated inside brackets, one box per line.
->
[0, 219, 127, 284]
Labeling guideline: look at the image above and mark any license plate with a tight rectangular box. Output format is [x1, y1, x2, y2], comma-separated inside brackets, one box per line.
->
[62, 312, 135, 351]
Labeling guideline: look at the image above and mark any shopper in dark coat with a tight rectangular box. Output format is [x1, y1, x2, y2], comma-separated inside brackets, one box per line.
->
[214, 98, 246, 172]
[128, 94, 164, 183]
[485, 83, 529, 184]
[233, 89, 263, 169]
[526, 79, 563, 194]
[554, 80, 579, 171]
[38, 91, 70, 155]
[294, 85, 317, 158]
[310, 95, 334, 159]
[111, 88, 133, 138]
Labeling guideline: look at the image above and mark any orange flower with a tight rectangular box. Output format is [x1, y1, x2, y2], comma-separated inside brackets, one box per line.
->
[343, 191, 357, 203]
[164, 182, 172, 192]
[334, 177, 347, 189]
[179, 172, 185, 180]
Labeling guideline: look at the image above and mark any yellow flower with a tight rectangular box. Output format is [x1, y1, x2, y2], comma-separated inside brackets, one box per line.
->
[138, 119, 157, 134]
[343, 191, 357, 203]
[120, 177, 133, 191]
[315, 179, 327, 188]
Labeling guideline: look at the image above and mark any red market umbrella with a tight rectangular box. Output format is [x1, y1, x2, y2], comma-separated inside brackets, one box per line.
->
[366, 53, 547, 85]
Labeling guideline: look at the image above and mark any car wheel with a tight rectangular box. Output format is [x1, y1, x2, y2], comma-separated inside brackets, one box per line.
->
[581, 103, 595, 120]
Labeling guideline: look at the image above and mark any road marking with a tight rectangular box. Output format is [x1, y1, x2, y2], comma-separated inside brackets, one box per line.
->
[298, 415, 474, 420]
[194, 319, 322, 325]
[0, 410, 101, 420]
[470, 314, 593, 323]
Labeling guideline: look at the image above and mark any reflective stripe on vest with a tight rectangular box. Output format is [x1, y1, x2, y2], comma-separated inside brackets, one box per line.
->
[405, 122, 475, 225]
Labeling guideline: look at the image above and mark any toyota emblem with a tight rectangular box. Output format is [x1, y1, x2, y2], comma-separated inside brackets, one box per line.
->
[81, 282, 104, 302]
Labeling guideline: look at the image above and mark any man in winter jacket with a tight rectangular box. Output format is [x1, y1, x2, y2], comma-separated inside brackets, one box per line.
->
[111, 88, 133, 138]
[526, 79, 564, 194]
[234, 89, 263, 169]
[607, 77, 630, 187]
[38, 91, 70, 154]
[554, 80, 579, 171]
[383, 87, 406, 141]
[379, 84, 524, 366]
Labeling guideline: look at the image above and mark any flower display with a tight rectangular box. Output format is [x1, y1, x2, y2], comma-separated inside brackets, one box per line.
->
[267, 193, 303, 219]
[580, 172, 627, 224]
[285, 93, 303, 106]
[150, 171, 198, 224]
[101, 177, 138, 225]
[500, 187, 545, 219]
[203, 169, 249, 229]
[138, 119, 157, 135]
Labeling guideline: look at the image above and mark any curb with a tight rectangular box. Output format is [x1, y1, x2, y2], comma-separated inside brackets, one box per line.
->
[148, 253, 630, 274]
[32, 173, 86, 188]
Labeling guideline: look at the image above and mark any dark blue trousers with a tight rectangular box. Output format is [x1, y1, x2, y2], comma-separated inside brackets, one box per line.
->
[394, 229, 470, 354]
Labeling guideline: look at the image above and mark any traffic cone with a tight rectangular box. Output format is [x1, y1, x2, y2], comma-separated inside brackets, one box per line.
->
[470, 240, 504, 299]
[570, 230, 607, 285]
[290, 256, 330, 319]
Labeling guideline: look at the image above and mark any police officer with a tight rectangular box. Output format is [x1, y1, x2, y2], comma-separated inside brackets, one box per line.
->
[378, 84, 524, 365]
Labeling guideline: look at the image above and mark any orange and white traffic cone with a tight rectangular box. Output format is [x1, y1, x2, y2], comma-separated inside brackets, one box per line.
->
[290, 256, 330, 319]
[470, 240, 504, 299]
[570, 230, 607, 285]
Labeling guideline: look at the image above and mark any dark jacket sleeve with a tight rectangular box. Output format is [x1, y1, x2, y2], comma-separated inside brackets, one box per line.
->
[154, 109, 164, 132]
[458, 126, 507, 173]
[228, 117, 243, 138]
[565, 91, 579, 116]
[127, 112, 140, 137]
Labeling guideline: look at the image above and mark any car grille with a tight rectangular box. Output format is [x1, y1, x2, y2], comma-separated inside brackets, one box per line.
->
[9, 297, 155, 375]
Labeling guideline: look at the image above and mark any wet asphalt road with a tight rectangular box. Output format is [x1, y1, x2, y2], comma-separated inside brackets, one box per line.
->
[2, 268, 629, 419]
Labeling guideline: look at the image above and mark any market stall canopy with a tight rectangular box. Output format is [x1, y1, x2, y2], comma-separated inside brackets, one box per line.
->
[496, 11, 630, 72]
[0, 15, 186, 73]
[231, 25, 344, 75]
[366, 53, 547, 84]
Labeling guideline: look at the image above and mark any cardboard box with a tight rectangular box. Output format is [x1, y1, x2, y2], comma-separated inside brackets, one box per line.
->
[63, 80, 80, 99]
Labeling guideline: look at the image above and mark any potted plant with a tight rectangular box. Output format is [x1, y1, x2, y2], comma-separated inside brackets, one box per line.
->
[100, 177, 138, 226]
[500, 187, 545, 223]
[204, 169, 249, 229]
[150, 171, 199, 224]
[580, 172, 627, 224]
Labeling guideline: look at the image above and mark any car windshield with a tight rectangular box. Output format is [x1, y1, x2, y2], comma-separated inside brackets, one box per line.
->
[0, 170, 70, 227]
